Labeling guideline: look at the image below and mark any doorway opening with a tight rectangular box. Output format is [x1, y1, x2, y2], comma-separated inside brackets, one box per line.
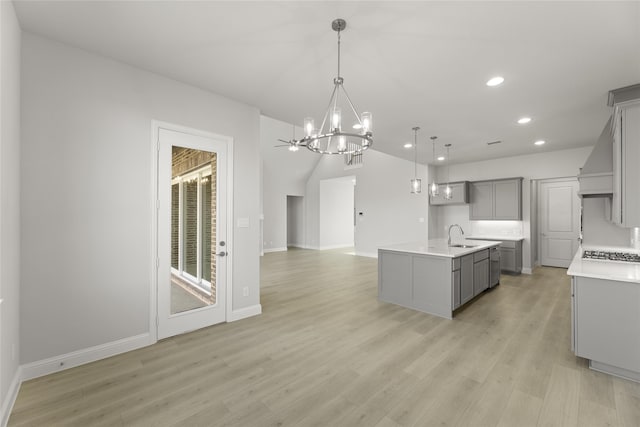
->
[319, 176, 356, 250]
[286, 195, 304, 249]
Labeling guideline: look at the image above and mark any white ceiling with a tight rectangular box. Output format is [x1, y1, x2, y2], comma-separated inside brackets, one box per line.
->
[13, 1, 640, 165]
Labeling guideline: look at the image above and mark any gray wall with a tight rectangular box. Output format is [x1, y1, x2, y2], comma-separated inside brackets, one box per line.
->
[582, 198, 630, 247]
[260, 115, 319, 252]
[0, 0, 22, 415]
[20, 33, 261, 364]
[319, 176, 355, 249]
[305, 150, 429, 257]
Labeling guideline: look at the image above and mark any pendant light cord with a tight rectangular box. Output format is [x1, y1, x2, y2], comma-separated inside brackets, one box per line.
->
[413, 127, 420, 177]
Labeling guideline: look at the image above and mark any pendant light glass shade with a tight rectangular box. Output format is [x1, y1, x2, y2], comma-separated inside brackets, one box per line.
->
[429, 136, 439, 197]
[444, 144, 453, 200]
[410, 127, 421, 194]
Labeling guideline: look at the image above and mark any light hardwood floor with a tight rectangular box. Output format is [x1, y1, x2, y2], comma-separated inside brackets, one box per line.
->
[9, 248, 640, 426]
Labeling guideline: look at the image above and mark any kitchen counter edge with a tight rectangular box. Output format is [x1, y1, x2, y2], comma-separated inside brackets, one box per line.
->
[378, 239, 500, 258]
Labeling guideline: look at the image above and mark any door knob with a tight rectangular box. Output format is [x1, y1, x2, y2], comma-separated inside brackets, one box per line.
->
[217, 251, 227, 257]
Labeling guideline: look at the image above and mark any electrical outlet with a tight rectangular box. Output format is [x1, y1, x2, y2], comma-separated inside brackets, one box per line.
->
[243, 287, 249, 297]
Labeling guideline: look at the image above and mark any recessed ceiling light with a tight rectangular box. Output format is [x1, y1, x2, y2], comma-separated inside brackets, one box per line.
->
[403, 143, 412, 148]
[517, 117, 532, 124]
[437, 156, 445, 161]
[486, 76, 504, 87]
[534, 140, 546, 146]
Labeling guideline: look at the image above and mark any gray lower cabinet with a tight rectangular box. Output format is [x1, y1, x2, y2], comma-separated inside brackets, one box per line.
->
[452, 269, 461, 309]
[499, 240, 522, 274]
[468, 238, 522, 274]
[472, 249, 490, 294]
[379, 247, 497, 319]
[456, 251, 488, 307]
[378, 250, 454, 319]
[572, 275, 640, 381]
[460, 254, 474, 305]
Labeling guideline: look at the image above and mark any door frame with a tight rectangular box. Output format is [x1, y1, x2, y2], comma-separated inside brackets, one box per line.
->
[536, 176, 579, 268]
[150, 120, 234, 341]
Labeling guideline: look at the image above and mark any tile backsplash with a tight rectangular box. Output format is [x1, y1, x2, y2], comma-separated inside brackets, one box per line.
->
[471, 220, 523, 237]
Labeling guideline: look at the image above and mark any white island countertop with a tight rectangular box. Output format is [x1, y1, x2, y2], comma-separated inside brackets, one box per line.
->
[567, 246, 640, 283]
[379, 239, 500, 258]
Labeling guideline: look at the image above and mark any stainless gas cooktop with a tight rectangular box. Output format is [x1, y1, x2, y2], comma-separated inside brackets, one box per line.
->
[582, 250, 640, 263]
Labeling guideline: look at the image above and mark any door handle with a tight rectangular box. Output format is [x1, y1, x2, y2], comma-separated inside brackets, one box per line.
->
[217, 251, 227, 257]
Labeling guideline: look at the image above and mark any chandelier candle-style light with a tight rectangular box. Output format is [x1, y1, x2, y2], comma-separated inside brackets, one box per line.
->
[429, 136, 439, 196]
[410, 127, 422, 193]
[289, 19, 373, 155]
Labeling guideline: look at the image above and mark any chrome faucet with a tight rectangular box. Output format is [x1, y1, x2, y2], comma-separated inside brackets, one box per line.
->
[448, 224, 465, 246]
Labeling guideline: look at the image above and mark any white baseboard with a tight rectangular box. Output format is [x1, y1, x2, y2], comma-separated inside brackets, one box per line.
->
[263, 247, 287, 253]
[355, 251, 378, 258]
[522, 267, 533, 274]
[20, 333, 154, 382]
[318, 244, 354, 250]
[229, 304, 262, 322]
[1, 367, 22, 427]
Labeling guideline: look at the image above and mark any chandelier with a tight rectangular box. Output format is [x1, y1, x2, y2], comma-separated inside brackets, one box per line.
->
[288, 19, 373, 155]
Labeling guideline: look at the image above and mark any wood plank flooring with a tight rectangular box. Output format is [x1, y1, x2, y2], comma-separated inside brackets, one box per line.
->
[9, 248, 640, 426]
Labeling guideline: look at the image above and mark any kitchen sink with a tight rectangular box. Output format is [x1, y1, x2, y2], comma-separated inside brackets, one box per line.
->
[449, 244, 476, 248]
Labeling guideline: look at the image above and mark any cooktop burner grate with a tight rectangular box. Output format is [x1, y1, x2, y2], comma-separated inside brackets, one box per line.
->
[582, 250, 640, 263]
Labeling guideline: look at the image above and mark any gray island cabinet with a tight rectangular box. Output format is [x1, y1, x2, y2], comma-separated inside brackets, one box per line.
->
[378, 240, 501, 319]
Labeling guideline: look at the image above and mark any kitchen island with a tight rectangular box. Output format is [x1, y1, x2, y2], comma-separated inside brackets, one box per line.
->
[378, 239, 501, 319]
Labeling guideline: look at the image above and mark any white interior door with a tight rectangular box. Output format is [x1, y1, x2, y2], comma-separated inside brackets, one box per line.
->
[540, 178, 580, 268]
[157, 126, 229, 339]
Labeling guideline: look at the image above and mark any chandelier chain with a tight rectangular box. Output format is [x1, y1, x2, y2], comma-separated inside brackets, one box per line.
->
[337, 28, 341, 79]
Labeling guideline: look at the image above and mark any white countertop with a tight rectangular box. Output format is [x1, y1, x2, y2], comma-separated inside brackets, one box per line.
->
[379, 239, 500, 258]
[467, 235, 525, 242]
[567, 245, 640, 283]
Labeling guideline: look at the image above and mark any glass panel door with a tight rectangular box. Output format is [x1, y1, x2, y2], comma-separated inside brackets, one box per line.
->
[157, 127, 228, 339]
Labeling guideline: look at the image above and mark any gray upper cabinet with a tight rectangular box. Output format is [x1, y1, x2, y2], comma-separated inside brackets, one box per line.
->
[429, 181, 469, 205]
[611, 100, 640, 227]
[469, 182, 493, 218]
[469, 178, 523, 220]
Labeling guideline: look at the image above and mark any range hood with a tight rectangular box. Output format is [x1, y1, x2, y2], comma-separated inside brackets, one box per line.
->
[577, 116, 613, 198]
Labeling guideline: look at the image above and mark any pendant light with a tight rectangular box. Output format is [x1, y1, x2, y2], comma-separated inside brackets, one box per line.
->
[429, 136, 439, 197]
[410, 127, 421, 193]
[287, 19, 373, 155]
[444, 143, 453, 200]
